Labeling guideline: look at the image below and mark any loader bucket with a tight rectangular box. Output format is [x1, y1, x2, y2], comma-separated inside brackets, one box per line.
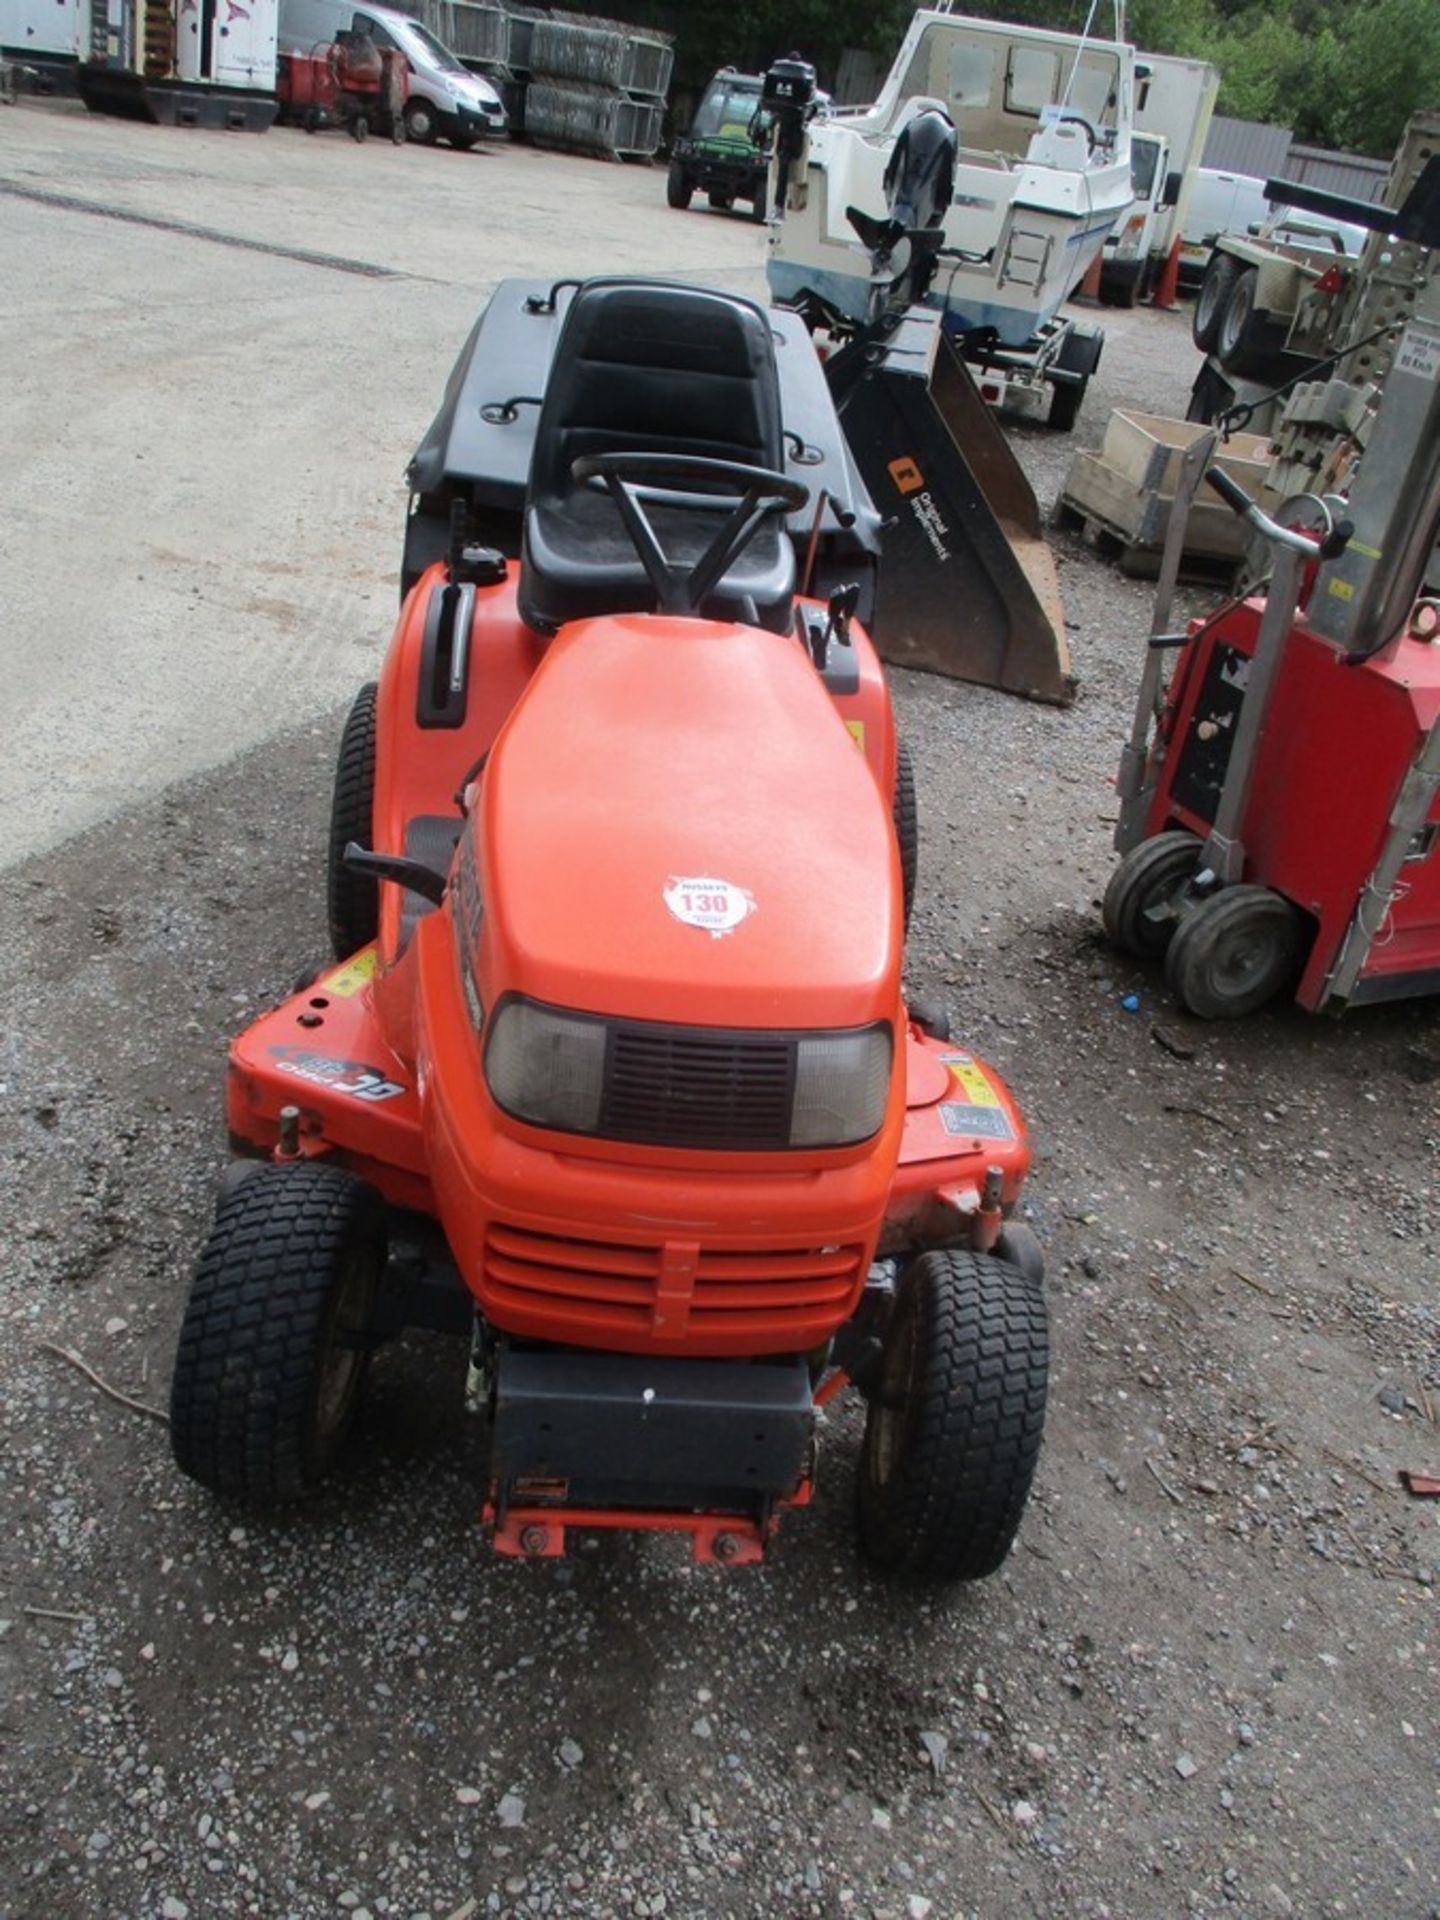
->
[825, 310, 1074, 706]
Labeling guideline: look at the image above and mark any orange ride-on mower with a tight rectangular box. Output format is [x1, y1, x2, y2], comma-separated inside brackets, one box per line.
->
[169, 279, 1048, 1580]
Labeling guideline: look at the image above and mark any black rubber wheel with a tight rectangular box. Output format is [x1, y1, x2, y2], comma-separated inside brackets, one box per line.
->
[1047, 376, 1085, 431]
[857, 1250, 1048, 1582]
[908, 996, 951, 1042]
[304, 105, 320, 134]
[1216, 267, 1270, 377]
[404, 99, 437, 145]
[1164, 884, 1306, 1019]
[750, 177, 768, 223]
[1102, 830, 1204, 959]
[170, 1164, 387, 1505]
[892, 736, 918, 935]
[666, 161, 693, 210]
[995, 1222, 1045, 1288]
[1191, 251, 1239, 353]
[350, 113, 368, 143]
[326, 682, 379, 961]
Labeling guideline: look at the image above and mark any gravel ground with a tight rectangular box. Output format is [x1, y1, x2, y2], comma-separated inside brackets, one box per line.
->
[2, 99, 1438, 1920]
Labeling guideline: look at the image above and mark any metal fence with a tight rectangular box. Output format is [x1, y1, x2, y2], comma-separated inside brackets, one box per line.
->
[523, 77, 663, 158]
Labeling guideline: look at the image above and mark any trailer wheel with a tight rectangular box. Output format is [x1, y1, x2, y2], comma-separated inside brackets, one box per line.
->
[404, 99, 437, 145]
[666, 162, 693, 209]
[169, 1164, 387, 1505]
[1102, 831, 1203, 958]
[1164, 883, 1306, 1019]
[1192, 252, 1239, 353]
[857, 1250, 1048, 1582]
[1047, 376, 1086, 432]
[893, 736, 918, 935]
[326, 682, 379, 960]
[1216, 269, 1272, 377]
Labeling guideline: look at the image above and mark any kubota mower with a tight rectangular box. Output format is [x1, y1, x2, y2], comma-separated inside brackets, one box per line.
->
[1104, 177, 1440, 1018]
[169, 279, 1048, 1578]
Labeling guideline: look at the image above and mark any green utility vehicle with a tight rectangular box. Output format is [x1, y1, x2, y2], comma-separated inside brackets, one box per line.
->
[667, 67, 770, 223]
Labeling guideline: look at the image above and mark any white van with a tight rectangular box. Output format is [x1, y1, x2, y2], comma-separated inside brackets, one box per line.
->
[278, 0, 507, 146]
[1178, 169, 1274, 283]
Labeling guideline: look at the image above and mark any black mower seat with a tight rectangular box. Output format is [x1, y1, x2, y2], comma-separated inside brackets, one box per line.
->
[517, 279, 796, 635]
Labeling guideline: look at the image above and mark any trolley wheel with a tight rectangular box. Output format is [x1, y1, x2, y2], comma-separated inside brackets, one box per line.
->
[1102, 830, 1204, 958]
[1164, 883, 1306, 1019]
[350, 112, 368, 143]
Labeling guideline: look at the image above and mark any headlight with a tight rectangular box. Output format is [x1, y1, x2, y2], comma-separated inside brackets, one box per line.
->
[485, 1000, 607, 1134]
[484, 999, 892, 1149]
[791, 1027, 892, 1146]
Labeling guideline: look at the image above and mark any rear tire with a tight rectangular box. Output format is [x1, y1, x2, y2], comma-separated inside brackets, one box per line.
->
[892, 736, 918, 935]
[326, 682, 379, 960]
[1192, 251, 1239, 353]
[169, 1164, 387, 1505]
[666, 161, 693, 209]
[1164, 883, 1305, 1019]
[1102, 830, 1203, 958]
[1216, 268, 1270, 377]
[857, 1250, 1048, 1582]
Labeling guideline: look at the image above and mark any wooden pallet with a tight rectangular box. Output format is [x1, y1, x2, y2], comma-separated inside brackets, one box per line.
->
[1050, 496, 1242, 583]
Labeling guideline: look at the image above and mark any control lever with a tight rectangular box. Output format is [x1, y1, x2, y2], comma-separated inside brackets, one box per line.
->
[812, 581, 860, 670]
[1204, 468, 1353, 561]
[342, 843, 448, 906]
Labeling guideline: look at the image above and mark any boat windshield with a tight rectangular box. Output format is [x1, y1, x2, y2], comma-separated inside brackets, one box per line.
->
[693, 75, 764, 141]
[895, 22, 1122, 157]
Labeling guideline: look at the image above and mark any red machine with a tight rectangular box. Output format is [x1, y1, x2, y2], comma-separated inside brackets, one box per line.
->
[1105, 242, 1440, 1017]
[276, 34, 407, 143]
[168, 279, 1048, 1581]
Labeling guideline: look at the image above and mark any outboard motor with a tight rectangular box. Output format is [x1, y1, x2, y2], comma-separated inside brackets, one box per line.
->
[761, 53, 817, 213]
[846, 103, 957, 314]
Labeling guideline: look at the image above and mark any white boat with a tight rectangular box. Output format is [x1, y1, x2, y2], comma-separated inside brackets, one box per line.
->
[767, 4, 1137, 348]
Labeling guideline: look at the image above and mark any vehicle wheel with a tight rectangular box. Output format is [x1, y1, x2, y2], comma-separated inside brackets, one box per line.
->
[893, 735, 918, 935]
[995, 1221, 1045, 1288]
[750, 177, 768, 223]
[404, 99, 437, 145]
[304, 105, 320, 134]
[857, 1250, 1048, 1582]
[1164, 883, 1305, 1019]
[1047, 376, 1085, 431]
[169, 1164, 387, 1505]
[1216, 268, 1271, 377]
[350, 112, 368, 143]
[1102, 830, 1204, 958]
[908, 996, 951, 1042]
[1191, 251, 1239, 352]
[326, 682, 379, 960]
[666, 161, 693, 210]
[1185, 360, 1231, 425]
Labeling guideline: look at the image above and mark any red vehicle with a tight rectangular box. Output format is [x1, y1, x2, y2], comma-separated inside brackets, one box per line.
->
[276, 33, 407, 143]
[169, 278, 1048, 1579]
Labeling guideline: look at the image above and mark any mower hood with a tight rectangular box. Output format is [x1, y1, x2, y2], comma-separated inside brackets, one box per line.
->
[473, 615, 900, 1031]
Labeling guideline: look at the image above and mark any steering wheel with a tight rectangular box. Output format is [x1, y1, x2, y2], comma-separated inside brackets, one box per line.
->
[1050, 109, 1098, 152]
[570, 452, 810, 619]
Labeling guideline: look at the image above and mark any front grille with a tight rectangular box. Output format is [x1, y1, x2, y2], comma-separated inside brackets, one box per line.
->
[600, 1025, 795, 1149]
[485, 1223, 863, 1342]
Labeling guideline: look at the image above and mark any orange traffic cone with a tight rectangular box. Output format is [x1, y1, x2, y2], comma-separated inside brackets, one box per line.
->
[1074, 251, 1104, 305]
[1150, 236, 1182, 311]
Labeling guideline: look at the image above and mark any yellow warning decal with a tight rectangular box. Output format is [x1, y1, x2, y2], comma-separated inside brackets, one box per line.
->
[940, 1052, 1002, 1108]
[321, 947, 379, 998]
[845, 719, 866, 751]
[1328, 578, 1355, 601]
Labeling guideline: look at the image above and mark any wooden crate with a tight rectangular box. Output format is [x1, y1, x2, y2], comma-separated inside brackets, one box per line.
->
[1056, 410, 1272, 571]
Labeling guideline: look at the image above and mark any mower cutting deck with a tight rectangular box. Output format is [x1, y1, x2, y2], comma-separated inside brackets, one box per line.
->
[171, 278, 1049, 1579]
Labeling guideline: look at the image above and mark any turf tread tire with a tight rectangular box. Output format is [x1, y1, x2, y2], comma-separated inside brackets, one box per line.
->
[893, 735, 918, 935]
[858, 1250, 1048, 1582]
[326, 681, 379, 961]
[169, 1164, 385, 1506]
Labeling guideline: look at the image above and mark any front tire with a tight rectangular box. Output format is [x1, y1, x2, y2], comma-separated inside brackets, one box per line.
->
[169, 1165, 387, 1505]
[326, 682, 379, 960]
[404, 99, 438, 145]
[857, 1250, 1048, 1582]
[666, 161, 693, 209]
[1164, 883, 1305, 1019]
[750, 177, 768, 223]
[893, 735, 918, 935]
